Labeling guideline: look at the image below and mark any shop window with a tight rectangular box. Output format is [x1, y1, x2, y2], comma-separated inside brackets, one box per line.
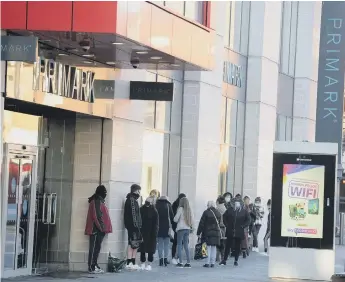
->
[144, 101, 155, 129]
[219, 144, 229, 195]
[226, 146, 236, 194]
[184, 1, 204, 24]
[225, 98, 237, 145]
[277, 115, 287, 141]
[220, 96, 227, 143]
[286, 117, 292, 141]
[170, 81, 183, 135]
[224, 2, 231, 46]
[165, 1, 184, 15]
[236, 101, 245, 147]
[234, 148, 243, 193]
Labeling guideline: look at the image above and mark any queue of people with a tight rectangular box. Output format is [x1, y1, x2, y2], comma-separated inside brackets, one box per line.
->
[84, 184, 271, 273]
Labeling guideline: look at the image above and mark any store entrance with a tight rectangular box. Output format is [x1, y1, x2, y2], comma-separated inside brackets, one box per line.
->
[1, 143, 38, 278]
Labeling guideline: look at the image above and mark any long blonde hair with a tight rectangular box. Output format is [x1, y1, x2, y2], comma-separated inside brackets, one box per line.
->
[179, 197, 193, 227]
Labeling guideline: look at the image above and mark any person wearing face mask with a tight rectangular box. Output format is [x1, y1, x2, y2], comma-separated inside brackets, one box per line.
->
[149, 189, 161, 205]
[263, 199, 271, 255]
[223, 192, 233, 209]
[139, 197, 159, 271]
[85, 185, 112, 274]
[252, 197, 265, 252]
[220, 198, 250, 266]
[124, 184, 142, 270]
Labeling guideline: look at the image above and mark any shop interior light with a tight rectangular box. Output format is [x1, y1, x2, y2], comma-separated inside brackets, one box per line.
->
[136, 51, 148, 54]
[82, 54, 95, 57]
[58, 53, 69, 56]
[150, 56, 162, 60]
[106, 62, 116, 65]
[112, 42, 123, 45]
[171, 64, 180, 67]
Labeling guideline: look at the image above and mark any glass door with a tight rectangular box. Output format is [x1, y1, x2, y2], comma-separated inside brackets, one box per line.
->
[2, 144, 37, 278]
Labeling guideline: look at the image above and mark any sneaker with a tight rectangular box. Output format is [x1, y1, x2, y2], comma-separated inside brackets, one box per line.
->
[95, 268, 104, 274]
[88, 268, 97, 274]
[176, 263, 184, 268]
[210, 264, 215, 268]
[145, 265, 152, 271]
[132, 264, 140, 270]
[172, 258, 178, 265]
[140, 264, 146, 270]
[234, 261, 238, 266]
[219, 261, 226, 266]
[184, 263, 191, 268]
[126, 263, 133, 270]
[203, 264, 210, 268]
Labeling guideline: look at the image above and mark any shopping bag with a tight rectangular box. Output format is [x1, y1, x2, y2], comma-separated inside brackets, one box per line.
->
[107, 252, 126, 273]
[194, 240, 208, 260]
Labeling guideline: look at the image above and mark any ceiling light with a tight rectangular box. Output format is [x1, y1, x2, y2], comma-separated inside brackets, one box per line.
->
[106, 62, 116, 65]
[82, 54, 95, 58]
[112, 42, 123, 45]
[171, 64, 180, 67]
[58, 53, 69, 56]
[83, 61, 93, 64]
[136, 51, 148, 54]
[150, 56, 162, 60]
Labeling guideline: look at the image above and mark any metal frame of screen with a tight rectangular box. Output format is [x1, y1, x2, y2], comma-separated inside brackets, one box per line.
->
[271, 153, 336, 250]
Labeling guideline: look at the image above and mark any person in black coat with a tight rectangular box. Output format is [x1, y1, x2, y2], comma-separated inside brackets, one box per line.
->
[221, 198, 250, 266]
[139, 197, 159, 270]
[197, 201, 222, 268]
[156, 196, 174, 266]
[171, 193, 186, 264]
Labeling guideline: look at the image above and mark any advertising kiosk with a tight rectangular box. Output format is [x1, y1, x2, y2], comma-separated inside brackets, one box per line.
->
[269, 141, 337, 281]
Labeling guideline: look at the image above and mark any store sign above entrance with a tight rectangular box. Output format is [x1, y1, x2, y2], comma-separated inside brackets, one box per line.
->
[130, 81, 174, 101]
[1, 36, 37, 63]
[223, 62, 242, 88]
[32, 58, 95, 103]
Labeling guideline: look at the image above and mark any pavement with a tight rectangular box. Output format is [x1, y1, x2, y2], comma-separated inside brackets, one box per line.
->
[3, 246, 345, 282]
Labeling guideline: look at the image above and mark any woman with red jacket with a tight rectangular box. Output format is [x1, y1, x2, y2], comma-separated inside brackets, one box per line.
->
[85, 185, 112, 274]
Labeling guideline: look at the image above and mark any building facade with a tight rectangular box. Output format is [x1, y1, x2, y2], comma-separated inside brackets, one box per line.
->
[0, 1, 321, 277]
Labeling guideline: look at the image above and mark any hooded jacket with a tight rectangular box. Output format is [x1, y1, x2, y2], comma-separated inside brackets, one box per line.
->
[124, 193, 142, 233]
[156, 196, 174, 238]
[85, 193, 112, 235]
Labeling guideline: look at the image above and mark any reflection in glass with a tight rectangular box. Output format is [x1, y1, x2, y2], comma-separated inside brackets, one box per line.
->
[5, 158, 20, 270]
[155, 101, 171, 131]
[144, 101, 155, 128]
[219, 145, 229, 195]
[184, 1, 203, 23]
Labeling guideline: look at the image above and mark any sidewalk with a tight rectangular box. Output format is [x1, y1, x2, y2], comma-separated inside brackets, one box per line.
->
[3, 246, 345, 282]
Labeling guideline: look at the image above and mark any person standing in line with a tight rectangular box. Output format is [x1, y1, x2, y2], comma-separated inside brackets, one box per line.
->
[197, 201, 222, 268]
[156, 195, 174, 266]
[139, 197, 159, 271]
[263, 199, 271, 255]
[223, 192, 233, 209]
[174, 197, 194, 268]
[215, 196, 227, 262]
[221, 197, 250, 266]
[252, 197, 265, 252]
[242, 196, 251, 258]
[85, 185, 113, 274]
[171, 193, 186, 264]
[149, 189, 161, 205]
[124, 184, 142, 270]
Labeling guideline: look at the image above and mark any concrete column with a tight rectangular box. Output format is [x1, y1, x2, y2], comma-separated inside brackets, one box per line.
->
[180, 2, 226, 229]
[243, 1, 282, 202]
[292, 2, 322, 141]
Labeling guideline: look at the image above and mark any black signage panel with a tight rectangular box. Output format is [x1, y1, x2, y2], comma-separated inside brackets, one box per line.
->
[1, 36, 37, 63]
[94, 80, 115, 99]
[130, 81, 173, 101]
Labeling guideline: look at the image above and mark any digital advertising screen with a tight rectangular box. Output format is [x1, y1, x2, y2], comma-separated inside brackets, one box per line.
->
[281, 164, 325, 239]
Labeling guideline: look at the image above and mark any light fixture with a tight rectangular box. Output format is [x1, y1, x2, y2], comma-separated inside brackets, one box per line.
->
[136, 51, 148, 54]
[171, 64, 180, 67]
[82, 54, 95, 58]
[83, 61, 93, 64]
[150, 56, 162, 60]
[106, 62, 116, 65]
[58, 53, 69, 56]
[112, 42, 123, 45]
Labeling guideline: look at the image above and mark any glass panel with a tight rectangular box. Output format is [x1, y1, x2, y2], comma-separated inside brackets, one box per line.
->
[236, 101, 245, 147]
[234, 148, 244, 195]
[170, 81, 183, 135]
[278, 115, 286, 141]
[144, 101, 155, 128]
[225, 99, 237, 145]
[219, 145, 229, 195]
[141, 131, 165, 200]
[18, 159, 33, 269]
[165, 1, 184, 14]
[184, 1, 203, 23]
[227, 146, 236, 194]
[155, 101, 171, 131]
[167, 134, 180, 199]
[4, 158, 20, 270]
[220, 96, 227, 143]
[286, 117, 292, 141]
[224, 2, 231, 46]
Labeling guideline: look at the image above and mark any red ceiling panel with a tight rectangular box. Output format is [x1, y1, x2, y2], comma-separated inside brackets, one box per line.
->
[27, 1, 72, 31]
[72, 1, 117, 33]
[1, 1, 27, 30]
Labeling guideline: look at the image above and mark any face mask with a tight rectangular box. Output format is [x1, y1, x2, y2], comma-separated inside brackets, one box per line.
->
[234, 202, 241, 210]
[225, 196, 231, 203]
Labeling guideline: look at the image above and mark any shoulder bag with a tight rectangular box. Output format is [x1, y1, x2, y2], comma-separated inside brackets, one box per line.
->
[210, 209, 227, 239]
[167, 204, 175, 239]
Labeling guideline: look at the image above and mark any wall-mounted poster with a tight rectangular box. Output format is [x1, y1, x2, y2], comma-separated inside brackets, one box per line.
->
[281, 164, 325, 239]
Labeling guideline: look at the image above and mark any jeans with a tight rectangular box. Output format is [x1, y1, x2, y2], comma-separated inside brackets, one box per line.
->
[177, 229, 190, 263]
[206, 245, 217, 265]
[252, 224, 261, 248]
[157, 237, 170, 259]
[88, 232, 105, 271]
[224, 237, 242, 262]
[216, 239, 225, 261]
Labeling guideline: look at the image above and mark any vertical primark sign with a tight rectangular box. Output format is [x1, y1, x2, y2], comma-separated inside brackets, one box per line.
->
[315, 1, 345, 164]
